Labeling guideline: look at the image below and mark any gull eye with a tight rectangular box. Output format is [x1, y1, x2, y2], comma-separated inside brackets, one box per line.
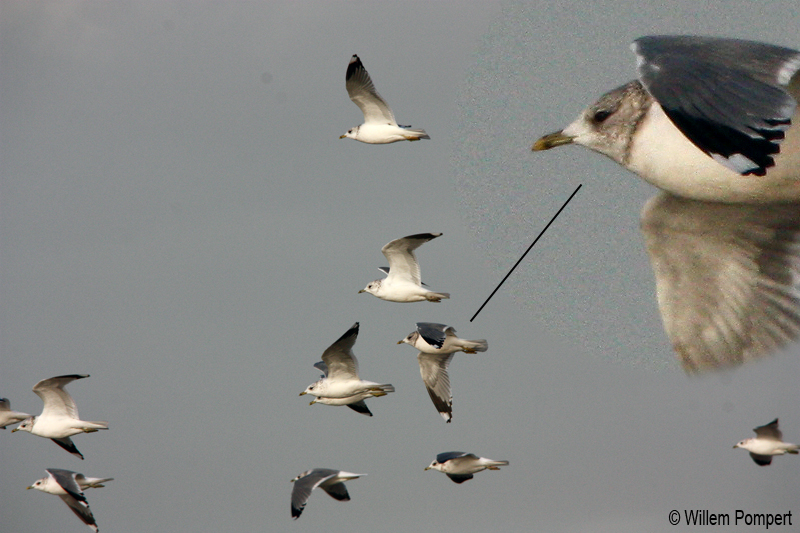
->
[592, 109, 611, 123]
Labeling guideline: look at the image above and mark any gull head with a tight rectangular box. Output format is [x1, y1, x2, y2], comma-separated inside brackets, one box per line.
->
[11, 416, 34, 433]
[340, 127, 358, 140]
[734, 439, 754, 451]
[359, 280, 381, 296]
[398, 331, 418, 346]
[532, 80, 651, 167]
[425, 460, 442, 472]
[300, 380, 325, 398]
[26, 478, 46, 492]
[291, 470, 310, 483]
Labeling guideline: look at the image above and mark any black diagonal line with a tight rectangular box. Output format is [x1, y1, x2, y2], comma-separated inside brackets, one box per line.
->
[470, 184, 582, 322]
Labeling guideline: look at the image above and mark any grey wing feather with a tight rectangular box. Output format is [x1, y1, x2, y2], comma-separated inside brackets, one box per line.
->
[436, 451, 471, 463]
[59, 494, 97, 531]
[47, 469, 87, 503]
[750, 453, 773, 466]
[446, 473, 474, 484]
[345, 55, 396, 124]
[640, 194, 800, 373]
[381, 233, 442, 286]
[321, 482, 351, 501]
[346, 400, 373, 417]
[754, 418, 783, 441]
[33, 374, 89, 419]
[313, 361, 328, 377]
[417, 322, 451, 349]
[633, 36, 800, 176]
[380, 267, 429, 286]
[321, 323, 360, 380]
[51, 437, 85, 460]
[418, 352, 455, 421]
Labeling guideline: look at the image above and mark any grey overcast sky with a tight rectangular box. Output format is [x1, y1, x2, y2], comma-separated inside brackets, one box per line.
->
[2, 2, 799, 532]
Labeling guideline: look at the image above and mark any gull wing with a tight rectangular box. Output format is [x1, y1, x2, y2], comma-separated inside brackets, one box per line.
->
[446, 473, 474, 484]
[640, 194, 800, 373]
[313, 361, 328, 378]
[33, 374, 89, 419]
[380, 266, 429, 286]
[320, 481, 351, 502]
[633, 36, 800, 176]
[47, 469, 99, 532]
[753, 418, 783, 441]
[291, 468, 339, 519]
[51, 437, 85, 460]
[417, 322, 453, 349]
[749, 453, 773, 466]
[0, 398, 30, 428]
[345, 55, 396, 125]
[346, 400, 373, 417]
[436, 451, 473, 463]
[417, 352, 455, 422]
[320, 323, 360, 381]
[381, 233, 442, 286]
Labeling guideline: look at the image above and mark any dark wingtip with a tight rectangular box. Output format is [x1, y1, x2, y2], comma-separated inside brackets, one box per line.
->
[346, 55, 364, 80]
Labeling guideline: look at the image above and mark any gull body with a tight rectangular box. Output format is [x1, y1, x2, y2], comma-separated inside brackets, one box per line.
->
[290, 468, 364, 519]
[28, 468, 111, 532]
[360, 233, 449, 303]
[399, 322, 488, 354]
[425, 452, 509, 483]
[0, 397, 30, 429]
[340, 54, 429, 144]
[12, 374, 108, 460]
[533, 36, 800, 203]
[734, 418, 799, 466]
[300, 323, 394, 402]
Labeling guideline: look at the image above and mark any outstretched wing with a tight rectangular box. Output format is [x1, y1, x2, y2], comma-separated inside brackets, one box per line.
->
[640, 194, 800, 373]
[633, 35, 800, 176]
[345, 55, 396, 124]
[753, 418, 783, 441]
[33, 374, 89, 419]
[381, 233, 442, 286]
[417, 352, 455, 422]
[321, 323, 360, 381]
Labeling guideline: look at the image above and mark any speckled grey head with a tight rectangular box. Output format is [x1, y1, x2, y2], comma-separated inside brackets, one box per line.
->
[534, 81, 651, 167]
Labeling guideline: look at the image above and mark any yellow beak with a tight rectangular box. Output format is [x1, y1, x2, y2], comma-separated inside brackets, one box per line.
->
[532, 131, 575, 151]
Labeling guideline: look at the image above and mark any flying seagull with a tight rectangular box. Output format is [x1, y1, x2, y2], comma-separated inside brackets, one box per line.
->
[533, 36, 800, 203]
[640, 193, 800, 372]
[425, 452, 509, 483]
[399, 323, 488, 354]
[300, 323, 394, 407]
[12, 375, 108, 460]
[359, 233, 449, 303]
[397, 324, 486, 423]
[27, 468, 113, 532]
[340, 54, 430, 143]
[0, 397, 30, 429]
[734, 418, 799, 466]
[290, 468, 364, 519]
[305, 361, 395, 416]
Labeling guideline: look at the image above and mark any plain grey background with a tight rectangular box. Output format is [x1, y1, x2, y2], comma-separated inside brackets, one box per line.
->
[2, 2, 799, 532]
